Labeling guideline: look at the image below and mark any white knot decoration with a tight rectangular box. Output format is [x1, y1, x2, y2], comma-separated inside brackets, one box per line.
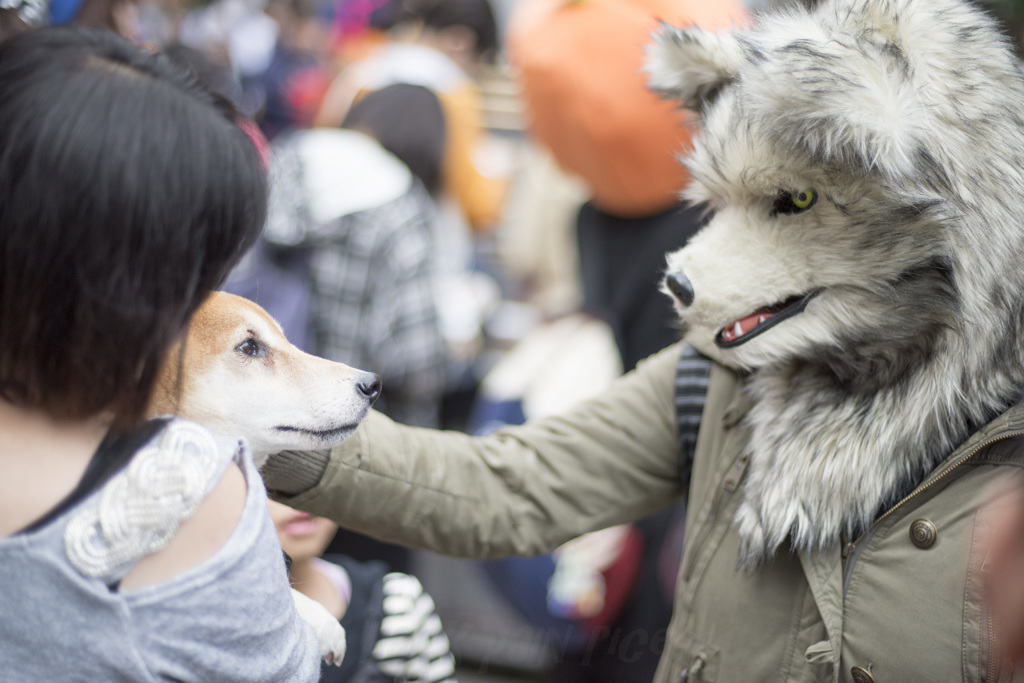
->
[65, 421, 224, 579]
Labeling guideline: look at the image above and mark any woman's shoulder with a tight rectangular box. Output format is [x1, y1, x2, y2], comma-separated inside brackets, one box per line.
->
[64, 418, 250, 587]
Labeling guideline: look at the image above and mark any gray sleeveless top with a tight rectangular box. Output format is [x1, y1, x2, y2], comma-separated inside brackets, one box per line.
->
[0, 418, 320, 682]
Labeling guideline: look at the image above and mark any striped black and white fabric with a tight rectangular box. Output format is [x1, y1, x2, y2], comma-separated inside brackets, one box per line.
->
[372, 573, 457, 683]
[675, 344, 712, 491]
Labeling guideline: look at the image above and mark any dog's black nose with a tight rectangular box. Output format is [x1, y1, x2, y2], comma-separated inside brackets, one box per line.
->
[357, 373, 382, 404]
[665, 271, 695, 307]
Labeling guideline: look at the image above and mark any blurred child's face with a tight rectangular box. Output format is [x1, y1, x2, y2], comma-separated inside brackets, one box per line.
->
[267, 500, 338, 564]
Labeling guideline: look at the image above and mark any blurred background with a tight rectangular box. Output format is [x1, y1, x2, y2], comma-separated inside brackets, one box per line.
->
[2, 0, 1022, 679]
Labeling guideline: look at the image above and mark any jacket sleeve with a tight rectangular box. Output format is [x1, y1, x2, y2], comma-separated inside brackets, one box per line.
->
[279, 342, 686, 559]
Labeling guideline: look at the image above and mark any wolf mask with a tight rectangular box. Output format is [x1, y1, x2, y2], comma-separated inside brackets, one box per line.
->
[648, 0, 1024, 565]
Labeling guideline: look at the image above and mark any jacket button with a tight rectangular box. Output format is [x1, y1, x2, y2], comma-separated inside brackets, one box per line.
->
[678, 654, 706, 682]
[909, 519, 937, 549]
[851, 665, 875, 683]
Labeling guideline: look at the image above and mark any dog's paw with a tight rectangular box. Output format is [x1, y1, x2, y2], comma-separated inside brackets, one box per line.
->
[291, 588, 347, 666]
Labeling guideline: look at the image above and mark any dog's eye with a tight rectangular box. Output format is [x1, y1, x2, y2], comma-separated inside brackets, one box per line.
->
[236, 338, 265, 358]
[773, 188, 817, 216]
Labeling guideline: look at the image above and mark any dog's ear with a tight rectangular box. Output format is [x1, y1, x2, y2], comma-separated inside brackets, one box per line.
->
[644, 23, 744, 111]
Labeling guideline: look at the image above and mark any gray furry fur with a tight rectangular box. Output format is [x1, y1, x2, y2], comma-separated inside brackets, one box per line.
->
[647, 0, 1024, 565]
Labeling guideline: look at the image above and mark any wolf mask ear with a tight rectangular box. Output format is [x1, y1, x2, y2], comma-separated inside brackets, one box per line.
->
[745, 41, 925, 180]
[644, 23, 744, 110]
[739, 1, 940, 183]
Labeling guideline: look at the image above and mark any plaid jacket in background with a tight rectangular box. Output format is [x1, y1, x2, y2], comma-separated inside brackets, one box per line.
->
[262, 130, 446, 428]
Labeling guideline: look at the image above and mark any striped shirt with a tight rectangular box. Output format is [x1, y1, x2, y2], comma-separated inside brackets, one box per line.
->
[372, 573, 456, 683]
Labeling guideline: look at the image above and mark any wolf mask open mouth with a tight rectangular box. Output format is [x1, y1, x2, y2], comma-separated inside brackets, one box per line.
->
[715, 290, 821, 347]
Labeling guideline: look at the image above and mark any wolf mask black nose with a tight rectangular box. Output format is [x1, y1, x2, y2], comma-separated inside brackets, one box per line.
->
[665, 272, 694, 307]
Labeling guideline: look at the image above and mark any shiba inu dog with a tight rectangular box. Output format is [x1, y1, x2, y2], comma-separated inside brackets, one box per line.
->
[150, 291, 382, 665]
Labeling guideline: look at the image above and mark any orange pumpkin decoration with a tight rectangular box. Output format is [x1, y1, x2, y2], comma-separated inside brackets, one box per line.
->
[506, 0, 747, 218]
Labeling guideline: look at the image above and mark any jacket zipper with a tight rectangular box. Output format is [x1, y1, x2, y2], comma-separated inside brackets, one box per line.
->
[844, 430, 1024, 577]
[841, 428, 1024, 673]
[986, 602, 1000, 683]
[683, 454, 750, 581]
[980, 492, 1005, 683]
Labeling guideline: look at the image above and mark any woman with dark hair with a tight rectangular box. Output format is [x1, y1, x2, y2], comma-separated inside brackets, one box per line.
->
[0, 27, 321, 680]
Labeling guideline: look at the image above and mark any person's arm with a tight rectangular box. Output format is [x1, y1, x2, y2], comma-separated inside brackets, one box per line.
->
[268, 342, 685, 559]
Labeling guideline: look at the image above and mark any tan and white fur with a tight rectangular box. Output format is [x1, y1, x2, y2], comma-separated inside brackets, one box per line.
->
[149, 291, 382, 666]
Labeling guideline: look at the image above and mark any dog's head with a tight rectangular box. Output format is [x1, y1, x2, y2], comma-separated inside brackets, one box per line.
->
[648, 0, 1024, 379]
[149, 292, 380, 462]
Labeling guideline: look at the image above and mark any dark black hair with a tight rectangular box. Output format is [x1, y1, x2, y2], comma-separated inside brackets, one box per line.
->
[161, 42, 244, 116]
[401, 0, 498, 62]
[0, 26, 266, 429]
[342, 83, 447, 197]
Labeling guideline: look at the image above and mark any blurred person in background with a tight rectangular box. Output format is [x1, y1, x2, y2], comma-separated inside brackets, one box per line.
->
[177, 0, 333, 135]
[176, 0, 280, 98]
[507, 0, 747, 373]
[317, 0, 508, 405]
[341, 82, 447, 201]
[321, 0, 401, 74]
[245, 0, 333, 137]
[164, 40, 247, 108]
[254, 83, 448, 432]
[67, 0, 139, 35]
[246, 84, 448, 575]
[315, 0, 505, 236]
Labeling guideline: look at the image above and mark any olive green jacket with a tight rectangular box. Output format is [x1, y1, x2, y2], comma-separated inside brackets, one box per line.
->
[279, 342, 1024, 682]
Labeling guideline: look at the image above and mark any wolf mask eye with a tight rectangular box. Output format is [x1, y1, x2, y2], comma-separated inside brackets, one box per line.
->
[773, 188, 817, 216]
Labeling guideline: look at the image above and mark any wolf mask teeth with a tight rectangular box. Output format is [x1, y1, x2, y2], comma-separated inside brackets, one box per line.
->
[715, 291, 820, 347]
